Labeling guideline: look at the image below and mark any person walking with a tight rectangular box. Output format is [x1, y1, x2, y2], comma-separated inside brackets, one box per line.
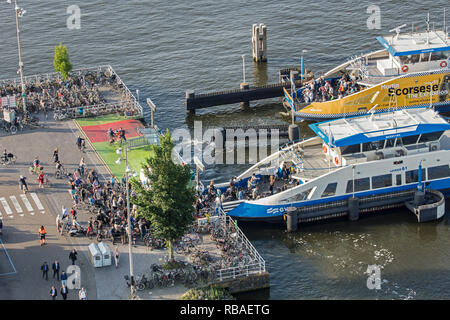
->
[39, 225, 47, 246]
[78, 287, 87, 300]
[41, 262, 49, 280]
[79, 157, 86, 176]
[60, 271, 68, 287]
[50, 286, 58, 300]
[69, 249, 78, 265]
[114, 247, 120, 268]
[52, 260, 61, 280]
[38, 171, 45, 188]
[53, 148, 59, 164]
[60, 284, 69, 300]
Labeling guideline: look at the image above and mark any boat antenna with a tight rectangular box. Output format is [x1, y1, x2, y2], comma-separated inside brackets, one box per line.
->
[426, 12, 430, 45]
[389, 24, 407, 41]
[444, 8, 448, 44]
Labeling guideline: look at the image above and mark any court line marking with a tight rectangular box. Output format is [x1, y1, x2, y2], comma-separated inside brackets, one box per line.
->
[0, 238, 17, 276]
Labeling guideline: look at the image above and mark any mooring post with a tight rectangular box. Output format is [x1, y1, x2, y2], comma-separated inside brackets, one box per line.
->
[186, 90, 196, 115]
[240, 82, 250, 110]
[348, 196, 360, 221]
[252, 23, 267, 63]
[286, 207, 298, 232]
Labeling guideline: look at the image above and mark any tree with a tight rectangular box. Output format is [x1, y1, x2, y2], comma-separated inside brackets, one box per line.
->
[131, 130, 196, 263]
[53, 43, 72, 80]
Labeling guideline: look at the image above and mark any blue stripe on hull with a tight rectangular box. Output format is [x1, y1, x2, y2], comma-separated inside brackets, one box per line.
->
[227, 178, 450, 220]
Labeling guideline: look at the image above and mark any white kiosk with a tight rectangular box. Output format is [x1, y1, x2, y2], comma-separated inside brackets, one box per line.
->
[88, 243, 103, 268]
[97, 242, 112, 267]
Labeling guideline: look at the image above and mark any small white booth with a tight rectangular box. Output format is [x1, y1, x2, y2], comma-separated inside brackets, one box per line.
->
[97, 242, 112, 267]
[88, 243, 103, 268]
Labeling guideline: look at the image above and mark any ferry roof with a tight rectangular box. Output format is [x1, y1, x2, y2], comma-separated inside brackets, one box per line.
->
[376, 30, 450, 56]
[309, 108, 450, 147]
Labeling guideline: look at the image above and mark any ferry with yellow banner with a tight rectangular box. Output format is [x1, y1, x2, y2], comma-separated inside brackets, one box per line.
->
[284, 23, 450, 120]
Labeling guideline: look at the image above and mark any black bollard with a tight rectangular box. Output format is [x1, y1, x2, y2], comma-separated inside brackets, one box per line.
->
[286, 207, 298, 232]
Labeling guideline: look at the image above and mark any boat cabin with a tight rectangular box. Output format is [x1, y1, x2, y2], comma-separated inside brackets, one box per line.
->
[310, 108, 450, 167]
[376, 30, 450, 76]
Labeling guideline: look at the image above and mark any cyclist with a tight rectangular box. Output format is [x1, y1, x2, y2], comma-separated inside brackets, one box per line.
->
[2, 149, 8, 164]
[39, 225, 47, 246]
[19, 175, 28, 193]
[55, 161, 64, 177]
[76, 136, 85, 152]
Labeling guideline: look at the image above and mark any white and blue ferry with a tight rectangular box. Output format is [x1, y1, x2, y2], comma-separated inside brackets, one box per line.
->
[208, 107, 450, 222]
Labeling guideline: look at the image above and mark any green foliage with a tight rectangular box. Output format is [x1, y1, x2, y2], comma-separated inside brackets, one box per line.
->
[131, 130, 196, 261]
[181, 286, 234, 300]
[53, 43, 72, 80]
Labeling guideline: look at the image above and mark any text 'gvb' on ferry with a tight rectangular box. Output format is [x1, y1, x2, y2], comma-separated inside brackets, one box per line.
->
[283, 14, 450, 121]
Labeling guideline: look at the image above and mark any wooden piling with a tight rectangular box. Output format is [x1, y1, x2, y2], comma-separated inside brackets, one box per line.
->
[252, 24, 267, 63]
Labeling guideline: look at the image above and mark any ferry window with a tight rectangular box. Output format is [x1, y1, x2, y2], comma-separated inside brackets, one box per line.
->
[418, 131, 443, 143]
[346, 178, 370, 193]
[362, 140, 384, 152]
[395, 138, 403, 147]
[405, 169, 426, 184]
[290, 188, 312, 202]
[396, 174, 402, 186]
[342, 144, 361, 155]
[430, 51, 449, 61]
[321, 183, 337, 198]
[384, 138, 395, 148]
[402, 135, 420, 145]
[427, 165, 450, 180]
[372, 174, 392, 189]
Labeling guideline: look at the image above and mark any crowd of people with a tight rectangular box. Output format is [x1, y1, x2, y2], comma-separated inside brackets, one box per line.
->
[56, 160, 150, 245]
[300, 73, 364, 104]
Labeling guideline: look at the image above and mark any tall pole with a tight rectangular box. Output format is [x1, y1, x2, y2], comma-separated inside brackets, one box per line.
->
[125, 144, 135, 295]
[14, 0, 26, 115]
[241, 54, 246, 83]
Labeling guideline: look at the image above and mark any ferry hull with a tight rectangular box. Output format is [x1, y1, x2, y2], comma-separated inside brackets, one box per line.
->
[295, 69, 450, 121]
[227, 179, 450, 222]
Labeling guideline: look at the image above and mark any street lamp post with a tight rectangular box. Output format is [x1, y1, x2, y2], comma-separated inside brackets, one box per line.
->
[11, 0, 27, 115]
[116, 144, 135, 295]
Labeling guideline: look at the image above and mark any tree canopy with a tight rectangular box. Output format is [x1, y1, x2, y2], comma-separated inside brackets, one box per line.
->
[53, 43, 72, 80]
[131, 130, 196, 261]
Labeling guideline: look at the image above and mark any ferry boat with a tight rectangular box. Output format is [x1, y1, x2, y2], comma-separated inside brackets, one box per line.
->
[205, 107, 450, 221]
[284, 20, 450, 121]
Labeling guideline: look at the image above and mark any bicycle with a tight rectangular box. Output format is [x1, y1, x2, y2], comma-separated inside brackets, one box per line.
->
[1, 153, 16, 165]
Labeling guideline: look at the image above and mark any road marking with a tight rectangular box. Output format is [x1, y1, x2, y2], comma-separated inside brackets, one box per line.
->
[20, 194, 33, 212]
[0, 197, 12, 215]
[9, 196, 23, 213]
[0, 238, 17, 276]
[30, 193, 44, 211]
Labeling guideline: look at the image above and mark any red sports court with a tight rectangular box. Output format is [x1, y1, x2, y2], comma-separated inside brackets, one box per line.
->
[81, 119, 144, 143]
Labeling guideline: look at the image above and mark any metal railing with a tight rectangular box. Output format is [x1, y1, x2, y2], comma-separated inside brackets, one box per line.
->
[211, 207, 266, 283]
[0, 65, 144, 118]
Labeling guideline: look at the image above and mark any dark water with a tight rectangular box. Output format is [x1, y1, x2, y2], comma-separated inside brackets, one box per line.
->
[1, 0, 450, 299]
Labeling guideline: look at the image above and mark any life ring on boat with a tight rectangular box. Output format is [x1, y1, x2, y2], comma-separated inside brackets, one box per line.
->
[401, 65, 409, 72]
[323, 145, 327, 153]
[334, 156, 339, 165]
[440, 61, 448, 68]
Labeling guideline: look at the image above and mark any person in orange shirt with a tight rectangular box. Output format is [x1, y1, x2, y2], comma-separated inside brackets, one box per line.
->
[39, 225, 47, 246]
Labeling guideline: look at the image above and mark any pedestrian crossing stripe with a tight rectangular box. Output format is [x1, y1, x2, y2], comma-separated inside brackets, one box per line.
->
[20, 194, 33, 212]
[30, 193, 44, 211]
[0, 197, 12, 215]
[9, 196, 23, 213]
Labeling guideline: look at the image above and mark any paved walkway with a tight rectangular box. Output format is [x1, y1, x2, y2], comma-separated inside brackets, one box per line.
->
[0, 113, 188, 300]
